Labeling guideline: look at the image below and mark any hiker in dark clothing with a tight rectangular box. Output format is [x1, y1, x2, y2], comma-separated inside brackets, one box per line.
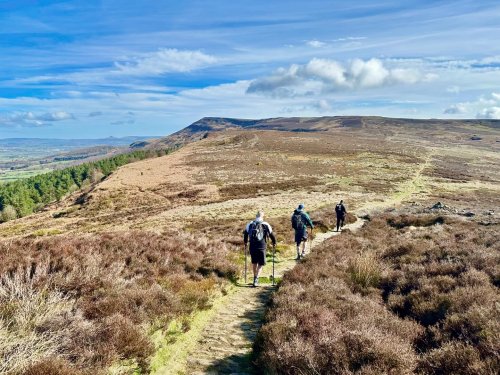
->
[335, 200, 347, 232]
[291, 203, 314, 259]
[244, 211, 276, 287]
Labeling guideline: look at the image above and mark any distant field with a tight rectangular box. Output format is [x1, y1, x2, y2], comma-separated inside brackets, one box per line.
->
[0, 136, 157, 182]
[0, 168, 54, 182]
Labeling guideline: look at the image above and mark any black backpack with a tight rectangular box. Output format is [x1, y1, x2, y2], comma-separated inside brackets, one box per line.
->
[250, 221, 265, 243]
[292, 212, 304, 230]
[335, 204, 345, 216]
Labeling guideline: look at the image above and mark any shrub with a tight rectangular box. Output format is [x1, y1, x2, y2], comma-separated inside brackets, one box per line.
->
[23, 358, 86, 375]
[0, 204, 18, 222]
[0, 266, 73, 375]
[347, 253, 382, 293]
[417, 342, 486, 375]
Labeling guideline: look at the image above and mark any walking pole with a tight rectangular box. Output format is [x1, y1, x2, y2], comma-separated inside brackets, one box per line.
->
[244, 244, 248, 284]
[272, 244, 276, 286]
[309, 228, 313, 254]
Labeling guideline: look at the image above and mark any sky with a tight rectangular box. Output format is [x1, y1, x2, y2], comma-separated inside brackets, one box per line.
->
[0, 0, 499, 138]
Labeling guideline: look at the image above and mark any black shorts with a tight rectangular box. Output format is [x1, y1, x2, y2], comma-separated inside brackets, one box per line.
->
[295, 231, 308, 245]
[250, 248, 266, 266]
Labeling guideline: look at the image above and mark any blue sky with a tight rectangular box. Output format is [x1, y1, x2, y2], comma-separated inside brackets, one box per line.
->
[1, 0, 499, 138]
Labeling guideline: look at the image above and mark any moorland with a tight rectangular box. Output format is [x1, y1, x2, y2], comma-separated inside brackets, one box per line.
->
[0, 116, 498, 374]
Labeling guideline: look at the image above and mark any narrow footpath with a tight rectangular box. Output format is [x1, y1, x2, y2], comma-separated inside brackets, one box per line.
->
[181, 218, 365, 375]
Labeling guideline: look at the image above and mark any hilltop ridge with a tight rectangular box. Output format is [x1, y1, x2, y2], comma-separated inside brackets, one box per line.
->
[141, 116, 500, 149]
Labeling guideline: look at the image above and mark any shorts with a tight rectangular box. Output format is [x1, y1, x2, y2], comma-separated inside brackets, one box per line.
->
[295, 230, 308, 245]
[250, 247, 266, 266]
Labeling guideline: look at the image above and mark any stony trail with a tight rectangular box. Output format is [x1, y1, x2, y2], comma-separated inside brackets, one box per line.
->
[182, 218, 366, 375]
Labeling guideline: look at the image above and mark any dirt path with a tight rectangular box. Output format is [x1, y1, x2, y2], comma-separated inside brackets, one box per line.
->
[178, 218, 365, 375]
[358, 150, 435, 213]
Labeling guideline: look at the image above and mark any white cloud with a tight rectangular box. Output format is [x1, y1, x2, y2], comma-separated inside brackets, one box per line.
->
[110, 119, 135, 125]
[306, 40, 327, 48]
[114, 48, 217, 76]
[247, 58, 431, 97]
[38, 111, 75, 121]
[444, 103, 467, 114]
[316, 99, 332, 112]
[444, 92, 500, 118]
[332, 37, 367, 42]
[0, 111, 75, 127]
[477, 106, 500, 119]
[446, 86, 461, 94]
[14, 111, 73, 122]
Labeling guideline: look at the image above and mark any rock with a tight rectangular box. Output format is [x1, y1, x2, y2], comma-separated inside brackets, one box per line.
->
[432, 202, 445, 209]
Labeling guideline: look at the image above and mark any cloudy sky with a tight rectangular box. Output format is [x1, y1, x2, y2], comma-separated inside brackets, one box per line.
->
[1, 0, 500, 138]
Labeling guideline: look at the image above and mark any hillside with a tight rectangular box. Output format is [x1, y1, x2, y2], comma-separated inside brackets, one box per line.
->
[0, 116, 499, 374]
[1, 115, 499, 238]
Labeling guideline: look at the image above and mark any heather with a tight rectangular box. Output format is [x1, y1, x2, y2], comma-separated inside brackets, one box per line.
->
[0, 230, 238, 374]
[255, 213, 499, 374]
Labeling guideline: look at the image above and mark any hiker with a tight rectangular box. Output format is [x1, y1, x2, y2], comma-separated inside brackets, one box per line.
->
[335, 200, 347, 231]
[243, 211, 276, 287]
[291, 203, 314, 259]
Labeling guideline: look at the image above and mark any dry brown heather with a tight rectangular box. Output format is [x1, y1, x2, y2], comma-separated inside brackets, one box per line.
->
[0, 119, 499, 373]
[255, 213, 499, 375]
[0, 231, 238, 374]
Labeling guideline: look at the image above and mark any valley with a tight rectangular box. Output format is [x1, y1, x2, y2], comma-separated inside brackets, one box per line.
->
[0, 136, 157, 183]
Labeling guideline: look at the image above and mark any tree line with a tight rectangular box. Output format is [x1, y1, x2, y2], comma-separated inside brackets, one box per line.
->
[0, 148, 173, 222]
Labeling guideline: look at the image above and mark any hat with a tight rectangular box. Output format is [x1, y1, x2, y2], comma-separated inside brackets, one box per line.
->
[297, 203, 304, 211]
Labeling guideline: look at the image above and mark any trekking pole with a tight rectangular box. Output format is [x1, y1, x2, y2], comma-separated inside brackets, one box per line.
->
[244, 244, 248, 285]
[272, 244, 276, 286]
[309, 228, 313, 254]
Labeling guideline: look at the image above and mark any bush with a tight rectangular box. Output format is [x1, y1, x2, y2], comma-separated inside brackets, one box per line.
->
[0, 204, 18, 222]
[347, 253, 382, 292]
[23, 358, 86, 375]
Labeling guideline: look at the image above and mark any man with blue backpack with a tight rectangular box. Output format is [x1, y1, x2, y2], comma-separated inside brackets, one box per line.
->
[291, 203, 314, 259]
[243, 211, 277, 287]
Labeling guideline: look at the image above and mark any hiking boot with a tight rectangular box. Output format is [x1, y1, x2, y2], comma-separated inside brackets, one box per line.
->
[301, 251, 306, 257]
[253, 277, 259, 287]
[295, 254, 301, 260]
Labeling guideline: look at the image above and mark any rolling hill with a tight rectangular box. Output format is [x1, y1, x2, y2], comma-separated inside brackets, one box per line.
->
[143, 116, 500, 150]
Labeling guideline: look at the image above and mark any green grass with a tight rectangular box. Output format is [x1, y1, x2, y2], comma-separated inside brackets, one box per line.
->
[149, 285, 235, 375]
[0, 168, 54, 183]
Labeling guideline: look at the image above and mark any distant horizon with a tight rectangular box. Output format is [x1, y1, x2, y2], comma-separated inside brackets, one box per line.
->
[0, 135, 161, 141]
[1, 0, 499, 138]
[3, 113, 500, 141]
